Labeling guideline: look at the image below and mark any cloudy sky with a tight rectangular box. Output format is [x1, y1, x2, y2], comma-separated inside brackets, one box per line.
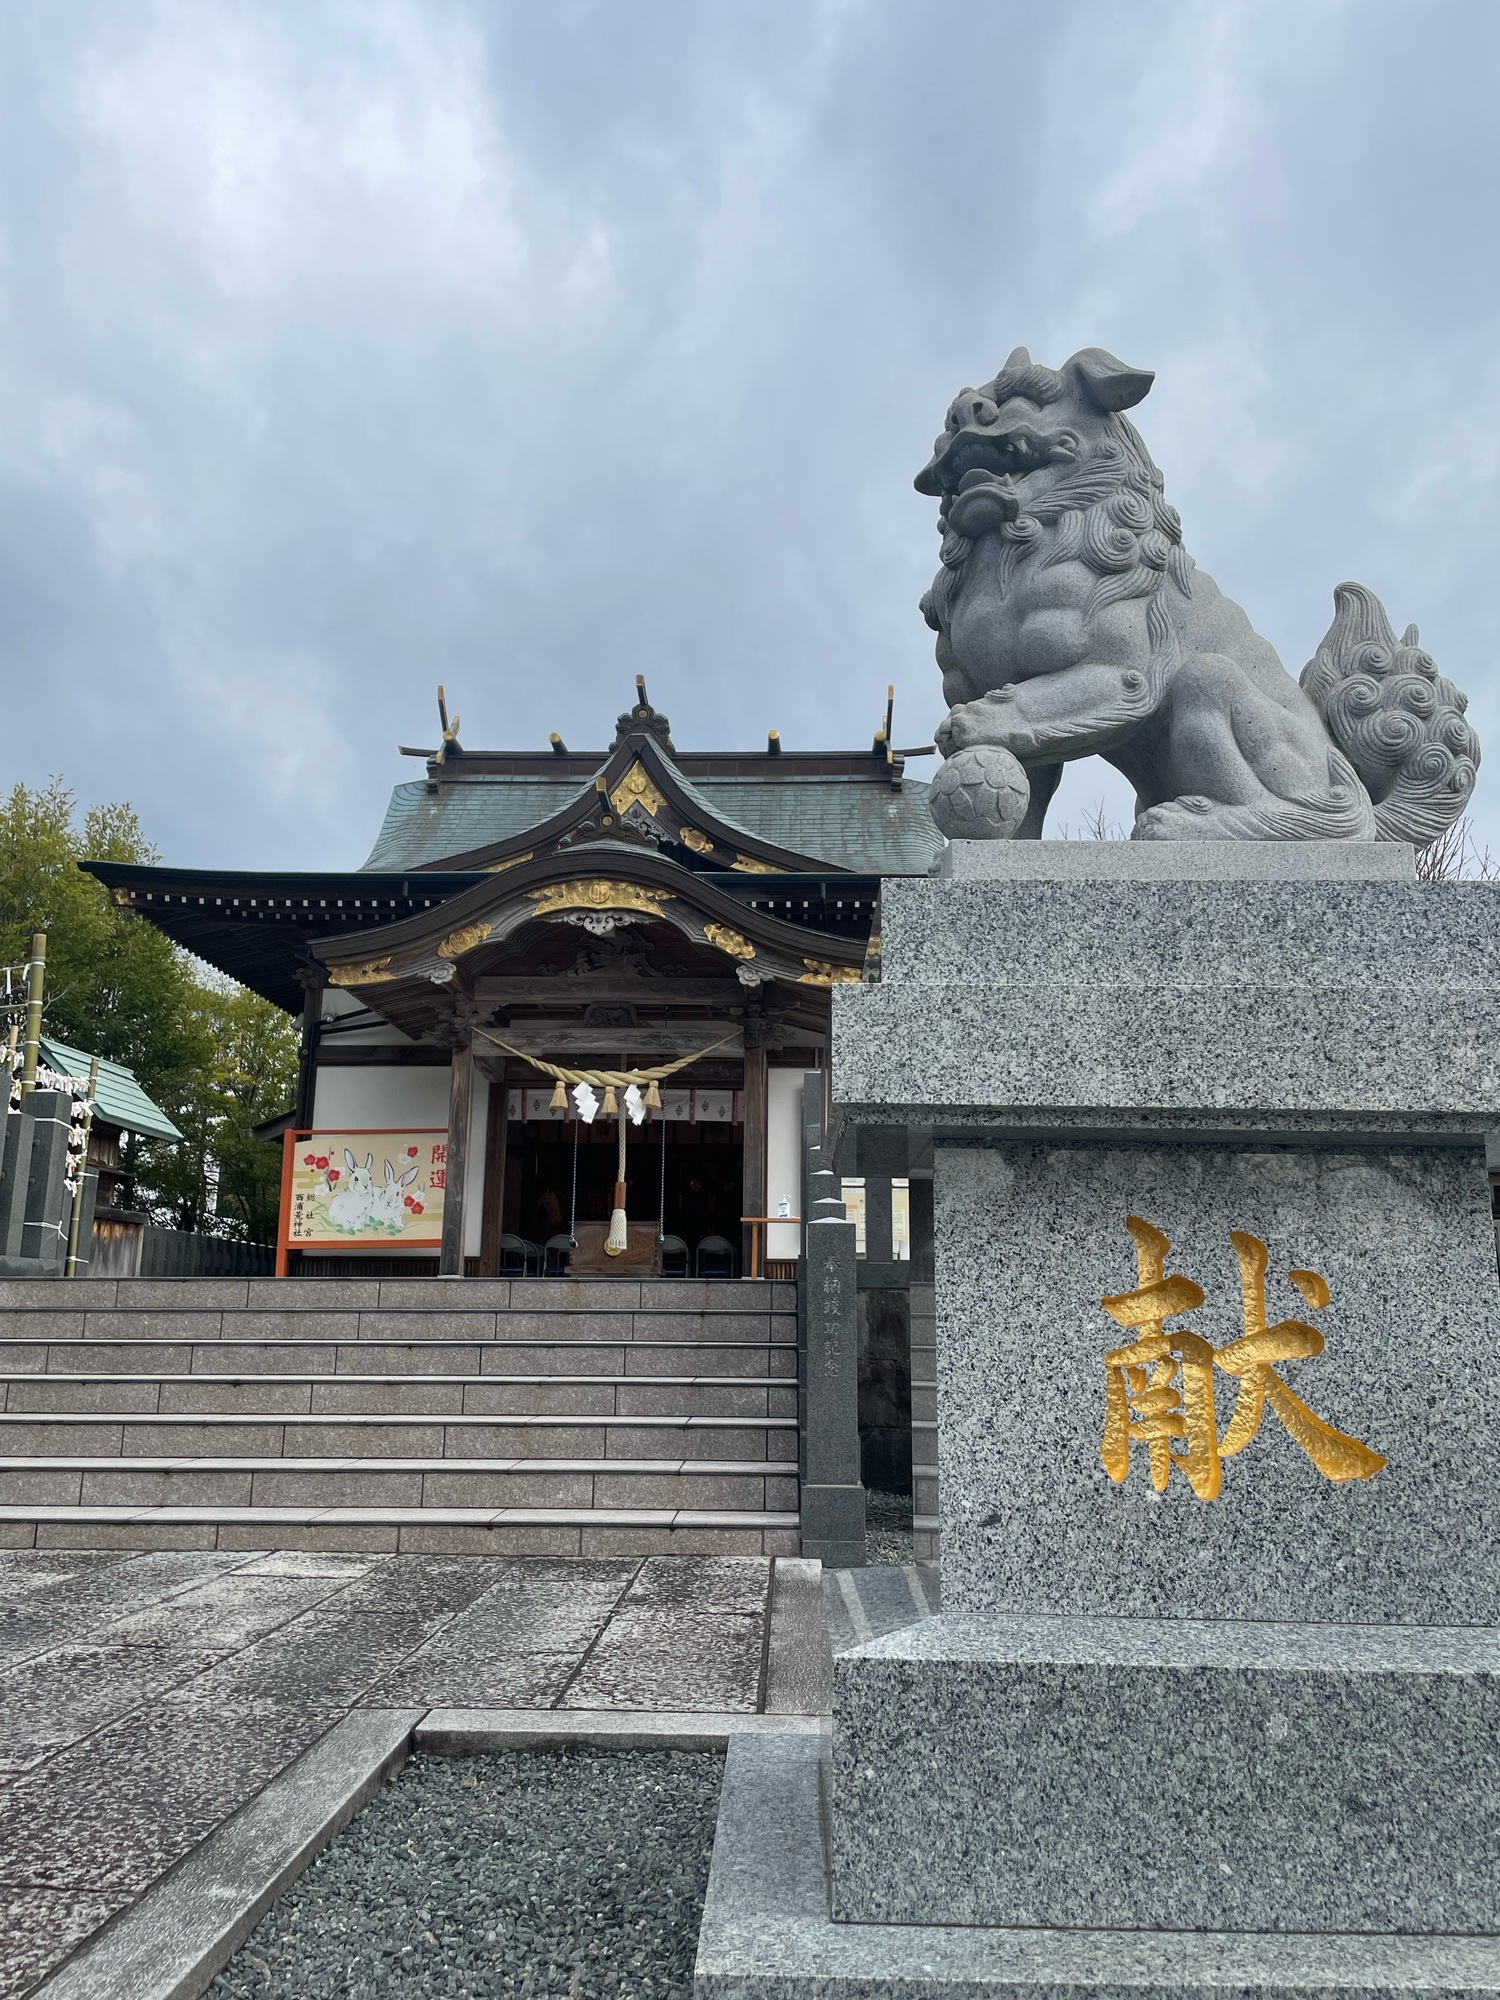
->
[2, 0, 1498, 868]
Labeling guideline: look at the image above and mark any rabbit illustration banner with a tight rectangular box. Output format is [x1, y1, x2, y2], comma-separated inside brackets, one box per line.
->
[279, 1129, 447, 1249]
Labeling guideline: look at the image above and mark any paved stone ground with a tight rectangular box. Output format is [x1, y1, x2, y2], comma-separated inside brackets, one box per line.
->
[0, 1546, 779, 1999]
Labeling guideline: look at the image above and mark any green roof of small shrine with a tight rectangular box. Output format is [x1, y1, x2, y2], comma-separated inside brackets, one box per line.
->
[38, 1036, 183, 1142]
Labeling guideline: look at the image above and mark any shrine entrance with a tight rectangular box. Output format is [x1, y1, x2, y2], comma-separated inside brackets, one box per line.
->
[501, 1102, 745, 1277]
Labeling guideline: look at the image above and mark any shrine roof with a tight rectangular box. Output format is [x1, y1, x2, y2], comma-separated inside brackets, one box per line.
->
[363, 755, 943, 877]
[38, 1035, 183, 1142]
[82, 683, 938, 1014]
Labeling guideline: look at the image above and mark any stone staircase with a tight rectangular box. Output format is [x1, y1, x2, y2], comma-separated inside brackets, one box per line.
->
[0, 1275, 801, 1556]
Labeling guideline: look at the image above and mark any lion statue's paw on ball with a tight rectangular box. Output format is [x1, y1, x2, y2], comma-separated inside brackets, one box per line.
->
[927, 743, 1031, 840]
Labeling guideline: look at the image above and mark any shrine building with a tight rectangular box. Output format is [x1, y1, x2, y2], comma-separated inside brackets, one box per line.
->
[88, 680, 942, 1284]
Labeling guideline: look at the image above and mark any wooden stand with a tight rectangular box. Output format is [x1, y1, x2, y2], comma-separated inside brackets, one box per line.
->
[568, 1220, 662, 1276]
[740, 1215, 801, 1281]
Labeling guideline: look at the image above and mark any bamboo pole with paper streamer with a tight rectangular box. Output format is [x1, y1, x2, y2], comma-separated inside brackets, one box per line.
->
[19, 934, 45, 1106]
[65, 1057, 99, 1278]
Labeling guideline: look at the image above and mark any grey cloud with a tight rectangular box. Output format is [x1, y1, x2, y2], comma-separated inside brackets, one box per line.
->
[1, 0, 1497, 866]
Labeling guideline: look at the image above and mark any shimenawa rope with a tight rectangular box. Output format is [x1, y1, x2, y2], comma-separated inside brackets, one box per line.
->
[475, 1027, 738, 1089]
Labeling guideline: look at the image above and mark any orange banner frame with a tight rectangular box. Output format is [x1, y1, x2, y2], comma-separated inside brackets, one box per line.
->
[276, 1127, 448, 1275]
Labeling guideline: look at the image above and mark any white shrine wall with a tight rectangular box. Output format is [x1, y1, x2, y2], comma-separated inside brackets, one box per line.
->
[765, 1067, 805, 1263]
[309, 1050, 488, 1262]
[311, 1064, 449, 1132]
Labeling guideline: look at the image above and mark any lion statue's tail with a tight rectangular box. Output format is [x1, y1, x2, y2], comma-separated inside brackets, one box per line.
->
[1299, 582, 1479, 847]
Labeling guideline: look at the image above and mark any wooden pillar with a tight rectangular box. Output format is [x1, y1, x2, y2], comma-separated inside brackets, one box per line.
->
[293, 966, 324, 1131]
[477, 1065, 510, 1278]
[439, 1037, 476, 1276]
[741, 1042, 768, 1279]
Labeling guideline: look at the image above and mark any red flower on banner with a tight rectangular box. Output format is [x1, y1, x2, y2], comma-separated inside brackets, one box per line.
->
[403, 1195, 415, 1209]
[303, 1154, 315, 1166]
[315, 1156, 329, 1170]
[411, 1201, 425, 1216]
[406, 1146, 419, 1158]
[328, 1168, 341, 1183]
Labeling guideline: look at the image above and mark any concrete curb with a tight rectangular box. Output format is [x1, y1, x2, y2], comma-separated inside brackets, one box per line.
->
[416, 1708, 828, 1754]
[33, 1707, 421, 2000]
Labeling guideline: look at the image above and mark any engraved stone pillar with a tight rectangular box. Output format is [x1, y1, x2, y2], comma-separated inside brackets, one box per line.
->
[812, 841, 1500, 1985]
[799, 1165, 865, 1567]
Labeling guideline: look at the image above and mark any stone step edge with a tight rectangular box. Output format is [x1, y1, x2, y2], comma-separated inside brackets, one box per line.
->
[0, 1503, 801, 1528]
[0, 1336, 792, 1352]
[0, 1370, 784, 1388]
[1, 1454, 796, 1475]
[0, 1305, 798, 1323]
[0, 1410, 797, 1431]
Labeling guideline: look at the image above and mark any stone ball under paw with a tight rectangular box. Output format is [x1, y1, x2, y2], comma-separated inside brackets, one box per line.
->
[927, 744, 1031, 840]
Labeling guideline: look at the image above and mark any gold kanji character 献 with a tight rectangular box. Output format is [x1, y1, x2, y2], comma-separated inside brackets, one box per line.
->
[1100, 1216, 1222, 1501]
[1099, 1215, 1385, 1501]
[1214, 1230, 1386, 1484]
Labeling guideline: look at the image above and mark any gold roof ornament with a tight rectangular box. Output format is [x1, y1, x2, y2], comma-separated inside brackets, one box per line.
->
[798, 958, 862, 987]
[327, 956, 395, 987]
[482, 851, 533, 873]
[703, 923, 755, 960]
[678, 826, 714, 855]
[436, 920, 493, 960]
[526, 880, 671, 920]
[732, 853, 783, 874]
[610, 762, 667, 820]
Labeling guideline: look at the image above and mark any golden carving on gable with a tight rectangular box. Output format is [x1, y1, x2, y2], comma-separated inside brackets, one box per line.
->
[482, 851, 533, 874]
[610, 762, 667, 820]
[436, 920, 494, 960]
[797, 958, 862, 987]
[327, 956, 394, 987]
[703, 923, 755, 961]
[526, 880, 671, 920]
[732, 853, 784, 874]
[678, 826, 714, 855]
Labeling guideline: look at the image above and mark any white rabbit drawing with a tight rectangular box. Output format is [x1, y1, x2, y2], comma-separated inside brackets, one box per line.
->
[369, 1158, 420, 1230]
[326, 1150, 375, 1231]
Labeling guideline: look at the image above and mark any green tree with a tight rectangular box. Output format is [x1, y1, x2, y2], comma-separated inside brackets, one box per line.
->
[142, 981, 300, 1240]
[0, 779, 298, 1239]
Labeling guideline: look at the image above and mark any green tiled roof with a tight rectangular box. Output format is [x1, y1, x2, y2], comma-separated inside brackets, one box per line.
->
[38, 1036, 183, 1142]
[363, 777, 594, 870]
[362, 770, 943, 877]
[690, 774, 942, 875]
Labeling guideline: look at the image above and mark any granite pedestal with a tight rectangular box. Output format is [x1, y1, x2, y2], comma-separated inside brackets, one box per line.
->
[0, 1090, 75, 1278]
[698, 842, 1500, 1997]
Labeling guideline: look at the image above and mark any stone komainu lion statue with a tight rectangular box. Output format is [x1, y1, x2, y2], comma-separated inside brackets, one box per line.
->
[918, 346, 1480, 843]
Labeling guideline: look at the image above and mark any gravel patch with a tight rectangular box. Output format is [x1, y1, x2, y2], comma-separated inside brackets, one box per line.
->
[210, 1747, 723, 1999]
[863, 1490, 914, 1566]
